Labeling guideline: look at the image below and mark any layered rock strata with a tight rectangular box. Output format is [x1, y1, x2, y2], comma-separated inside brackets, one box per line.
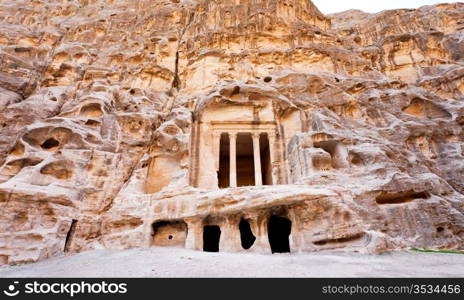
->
[0, 0, 463, 264]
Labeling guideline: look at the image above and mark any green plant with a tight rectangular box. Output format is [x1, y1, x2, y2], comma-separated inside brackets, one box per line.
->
[410, 248, 464, 255]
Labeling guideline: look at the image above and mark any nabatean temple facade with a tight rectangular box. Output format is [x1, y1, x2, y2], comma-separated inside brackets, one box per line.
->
[0, 0, 464, 264]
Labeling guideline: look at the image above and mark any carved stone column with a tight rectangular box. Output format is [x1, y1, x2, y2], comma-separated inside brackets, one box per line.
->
[213, 132, 221, 171]
[185, 218, 202, 250]
[229, 132, 237, 188]
[252, 132, 262, 186]
[248, 213, 271, 253]
[219, 215, 242, 252]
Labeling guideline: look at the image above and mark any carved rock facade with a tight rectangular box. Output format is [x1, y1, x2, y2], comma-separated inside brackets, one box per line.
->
[0, 0, 464, 264]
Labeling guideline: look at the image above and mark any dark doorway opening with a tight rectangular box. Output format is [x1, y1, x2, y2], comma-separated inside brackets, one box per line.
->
[239, 218, 256, 250]
[64, 219, 77, 252]
[268, 215, 291, 253]
[218, 133, 230, 188]
[236, 133, 255, 187]
[203, 225, 221, 252]
[260, 133, 272, 185]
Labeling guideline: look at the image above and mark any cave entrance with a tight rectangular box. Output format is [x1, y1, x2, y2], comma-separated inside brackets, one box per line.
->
[64, 219, 77, 252]
[203, 225, 221, 252]
[236, 133, 255, 187]
[218, 133, 230, 188]
[239, 218, 256, 250]
[268, 215, 291, 254]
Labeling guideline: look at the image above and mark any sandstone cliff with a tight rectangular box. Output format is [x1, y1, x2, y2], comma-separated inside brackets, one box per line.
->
[0, 0, 463, 264]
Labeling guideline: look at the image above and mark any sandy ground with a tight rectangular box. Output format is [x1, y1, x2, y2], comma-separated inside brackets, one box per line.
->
[1, 248, 463, 278]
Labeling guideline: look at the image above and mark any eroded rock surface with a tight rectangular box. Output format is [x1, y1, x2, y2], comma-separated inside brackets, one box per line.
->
[0, 0, 463, 264]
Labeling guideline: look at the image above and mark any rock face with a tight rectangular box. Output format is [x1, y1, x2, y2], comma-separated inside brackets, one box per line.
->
[0, 0, 463, 264]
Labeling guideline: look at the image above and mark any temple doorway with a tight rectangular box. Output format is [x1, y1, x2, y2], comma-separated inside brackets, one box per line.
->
[268, 215, 291, 253]
[218, 133, 230, 188]
[236, 133, 255, 187]
[203, 225, 221, 252]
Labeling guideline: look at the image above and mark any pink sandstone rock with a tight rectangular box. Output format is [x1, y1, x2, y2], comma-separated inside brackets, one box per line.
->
[0, 0, 463, 264]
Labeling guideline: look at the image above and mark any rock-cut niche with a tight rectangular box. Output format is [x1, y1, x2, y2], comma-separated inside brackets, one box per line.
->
[152, 221, 187, 247]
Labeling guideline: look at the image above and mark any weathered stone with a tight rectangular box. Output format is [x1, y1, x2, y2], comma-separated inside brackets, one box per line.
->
[0, 0, 463, 265]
